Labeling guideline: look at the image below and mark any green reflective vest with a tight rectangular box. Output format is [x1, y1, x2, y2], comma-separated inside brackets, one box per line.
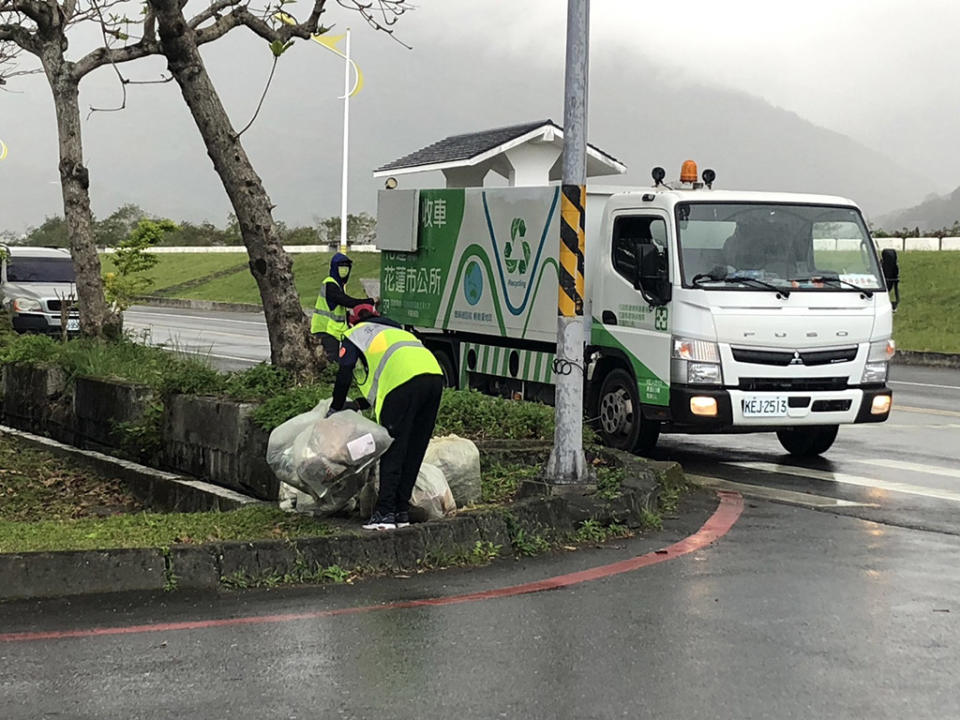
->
[311, 276, 348, 340]
[343, 322, 442, 421]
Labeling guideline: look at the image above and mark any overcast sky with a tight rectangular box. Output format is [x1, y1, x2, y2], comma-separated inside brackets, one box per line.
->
[1, 0, 958, 233]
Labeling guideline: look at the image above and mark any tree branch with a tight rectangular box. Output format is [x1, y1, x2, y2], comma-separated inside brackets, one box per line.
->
[188, 0, 236, 30]
[0, 22, 40, 55]
[7, 0, 46, 25]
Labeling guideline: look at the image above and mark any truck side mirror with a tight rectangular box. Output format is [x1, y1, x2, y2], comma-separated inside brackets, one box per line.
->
[880, 248, 900, 310]
[636, 243, 672, 306]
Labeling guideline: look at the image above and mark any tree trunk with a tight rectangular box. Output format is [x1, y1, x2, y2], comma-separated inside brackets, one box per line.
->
[150, 0, 319, 376]
[43, 61, 120, 339]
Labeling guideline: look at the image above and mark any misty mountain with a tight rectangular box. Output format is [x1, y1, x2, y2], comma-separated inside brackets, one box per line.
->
[0, 23, 937, 232]
[872, 186, 960, 232]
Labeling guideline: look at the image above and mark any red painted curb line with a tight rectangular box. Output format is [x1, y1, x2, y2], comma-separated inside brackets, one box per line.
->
[0, 491, 743, 645]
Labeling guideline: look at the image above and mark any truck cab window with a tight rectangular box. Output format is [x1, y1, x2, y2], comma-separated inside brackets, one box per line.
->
[612, 216, 667, 283]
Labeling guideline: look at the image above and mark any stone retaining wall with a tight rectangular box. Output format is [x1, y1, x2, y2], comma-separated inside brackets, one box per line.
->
[0, 363, 279, 501]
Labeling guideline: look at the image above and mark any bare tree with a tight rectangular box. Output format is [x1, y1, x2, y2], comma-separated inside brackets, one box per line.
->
[144, 0, 409, 375]
[2, 0, 408, 370]
[0, 1, 168, 337]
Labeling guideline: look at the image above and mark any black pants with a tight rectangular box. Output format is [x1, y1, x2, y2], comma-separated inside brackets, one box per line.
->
[376, 374, 443, 515]
[318, 333, 339, 363]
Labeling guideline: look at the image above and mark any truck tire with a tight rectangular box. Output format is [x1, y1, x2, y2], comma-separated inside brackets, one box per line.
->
[597, 368, 660, 454]
[434, 349, 458, 389]
[776, 425, 838, 457]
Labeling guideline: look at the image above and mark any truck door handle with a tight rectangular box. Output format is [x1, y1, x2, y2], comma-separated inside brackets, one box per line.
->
[602, 310, 618, 325]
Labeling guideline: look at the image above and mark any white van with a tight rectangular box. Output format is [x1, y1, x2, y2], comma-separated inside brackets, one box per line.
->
[0, 245, 79, 335]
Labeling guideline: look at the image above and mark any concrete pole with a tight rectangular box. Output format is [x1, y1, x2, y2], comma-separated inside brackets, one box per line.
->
[545, 0, 590, 484]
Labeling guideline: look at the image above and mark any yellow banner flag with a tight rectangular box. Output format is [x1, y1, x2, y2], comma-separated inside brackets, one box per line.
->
[275, 14, 363, 97]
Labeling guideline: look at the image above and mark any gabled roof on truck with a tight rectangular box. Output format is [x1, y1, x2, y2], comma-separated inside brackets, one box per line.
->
[373, 119, 626, 182]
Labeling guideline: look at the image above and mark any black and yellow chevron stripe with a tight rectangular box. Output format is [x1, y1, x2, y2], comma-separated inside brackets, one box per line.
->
[559, 184, 585, 317]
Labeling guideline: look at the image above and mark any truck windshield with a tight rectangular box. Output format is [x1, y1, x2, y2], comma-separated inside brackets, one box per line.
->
[676, 202, 884, 292]
[5, 257, 76, 283]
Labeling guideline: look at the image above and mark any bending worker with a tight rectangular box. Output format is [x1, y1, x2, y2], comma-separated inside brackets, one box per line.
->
[328, 305, 443, 531]
[311, 252, 375, 361]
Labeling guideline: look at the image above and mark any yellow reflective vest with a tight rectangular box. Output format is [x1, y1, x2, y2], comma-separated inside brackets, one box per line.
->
[311, 276, 348, 340]
[343, 322, 442, 421]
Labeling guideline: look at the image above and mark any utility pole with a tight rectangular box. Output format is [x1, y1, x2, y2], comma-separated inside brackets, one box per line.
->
[545, 0, 590, 484]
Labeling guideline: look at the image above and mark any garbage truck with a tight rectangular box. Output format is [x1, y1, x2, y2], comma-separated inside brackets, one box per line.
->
[375, 163, 895, 457]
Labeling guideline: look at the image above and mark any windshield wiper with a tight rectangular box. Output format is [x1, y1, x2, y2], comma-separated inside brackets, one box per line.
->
[790, 276, 874, 298]
[692, 272, 790, 297]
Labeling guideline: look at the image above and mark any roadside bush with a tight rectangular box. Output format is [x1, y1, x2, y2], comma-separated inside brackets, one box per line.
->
[251, 383, 334, 430]
[436, 389, 556, 441]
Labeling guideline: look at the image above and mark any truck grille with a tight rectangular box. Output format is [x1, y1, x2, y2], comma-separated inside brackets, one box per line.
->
[732, 346, 858, 366]
[46, 300, 76, 312]
[738, 377, 849, 392]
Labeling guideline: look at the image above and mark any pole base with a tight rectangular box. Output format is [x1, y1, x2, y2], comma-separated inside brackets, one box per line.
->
[543, 446, 595, 486]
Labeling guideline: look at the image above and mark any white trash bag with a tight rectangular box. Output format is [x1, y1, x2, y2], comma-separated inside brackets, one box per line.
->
[423, 435, 481, 507]
[358, 462, 457, 522]
[409, 462, 457, 522]
[267, 399, 392, 516]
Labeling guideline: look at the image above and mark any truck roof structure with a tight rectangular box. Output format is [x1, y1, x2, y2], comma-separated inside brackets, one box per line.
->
[373, 119, 626, 188]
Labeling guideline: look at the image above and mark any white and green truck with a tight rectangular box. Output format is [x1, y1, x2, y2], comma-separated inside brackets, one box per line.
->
[375, 169, 895, 457]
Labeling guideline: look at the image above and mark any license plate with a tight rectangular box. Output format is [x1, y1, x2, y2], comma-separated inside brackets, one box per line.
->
[66, 319, 80, 331]
[742, 395, 788, 417]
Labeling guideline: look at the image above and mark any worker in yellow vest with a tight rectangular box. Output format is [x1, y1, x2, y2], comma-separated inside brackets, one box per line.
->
[328, 304, 443, 530]
[311, 252, 375, 361]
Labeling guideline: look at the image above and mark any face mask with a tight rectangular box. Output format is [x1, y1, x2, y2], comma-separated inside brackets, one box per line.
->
[338, 265, 351, 279]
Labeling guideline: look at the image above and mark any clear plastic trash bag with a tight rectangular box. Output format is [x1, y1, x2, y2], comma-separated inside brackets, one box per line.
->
[267, 399, 392, 516]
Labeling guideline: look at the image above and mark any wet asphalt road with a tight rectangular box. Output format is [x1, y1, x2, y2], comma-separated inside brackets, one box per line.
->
[0, 308, 956, 719]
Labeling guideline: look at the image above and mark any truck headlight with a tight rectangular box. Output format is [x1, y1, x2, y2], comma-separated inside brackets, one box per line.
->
[673, 336, 722, 386]
[688, 362, 722, 385]
[12, 298, 42, 312]
[673, 337, 720, 363]
[868, 339, 895, 362]
[861, 362, 888, 384]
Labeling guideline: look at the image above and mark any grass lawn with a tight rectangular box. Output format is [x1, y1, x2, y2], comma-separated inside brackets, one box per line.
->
[101, 253, 250, 293]
[893, 252, 960, 353]
[119, 252, 381, 306]
[0, 433, 330, 553]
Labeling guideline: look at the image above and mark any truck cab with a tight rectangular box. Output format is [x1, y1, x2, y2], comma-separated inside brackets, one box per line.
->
[586, 181, 894, 457]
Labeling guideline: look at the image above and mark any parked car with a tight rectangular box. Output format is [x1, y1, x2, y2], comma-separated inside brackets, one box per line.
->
[0, 245, 80, 334]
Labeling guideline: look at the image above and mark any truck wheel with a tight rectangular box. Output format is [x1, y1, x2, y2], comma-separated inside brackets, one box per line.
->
[776, 425, 839, 457]
[597, 368, 660, 453]
[434, 350, 458, 389]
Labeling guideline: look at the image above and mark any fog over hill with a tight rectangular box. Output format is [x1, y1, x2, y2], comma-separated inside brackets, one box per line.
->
[874, 187, 960, 233]
[0, 4, 938, 233]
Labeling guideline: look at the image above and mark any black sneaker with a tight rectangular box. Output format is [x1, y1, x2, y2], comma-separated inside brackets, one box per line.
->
[362, 511, 396, 531]
[395, 511, 411, 528]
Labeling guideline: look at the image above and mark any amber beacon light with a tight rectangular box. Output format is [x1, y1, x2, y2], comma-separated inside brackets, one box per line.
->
[680, 160, 698, 183]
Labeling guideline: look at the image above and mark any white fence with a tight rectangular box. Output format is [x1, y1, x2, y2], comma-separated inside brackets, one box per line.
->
[812, 238, 960, 252]
[97, 244, 379, 254]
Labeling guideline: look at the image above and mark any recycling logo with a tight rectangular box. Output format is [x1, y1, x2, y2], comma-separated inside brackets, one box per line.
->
[505, 218, 531, 274]
[654, 306, 669, 332]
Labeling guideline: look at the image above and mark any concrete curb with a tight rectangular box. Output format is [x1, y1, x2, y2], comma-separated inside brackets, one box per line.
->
[137, 296, 265, 314]
[0, 449, 684, 601]
[893, 349, 960, 369]
[0, 425, 264, 513]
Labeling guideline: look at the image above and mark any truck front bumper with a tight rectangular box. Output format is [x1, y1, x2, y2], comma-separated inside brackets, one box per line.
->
[11, 312, 79, 334]
[666, 386, 892, 430]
